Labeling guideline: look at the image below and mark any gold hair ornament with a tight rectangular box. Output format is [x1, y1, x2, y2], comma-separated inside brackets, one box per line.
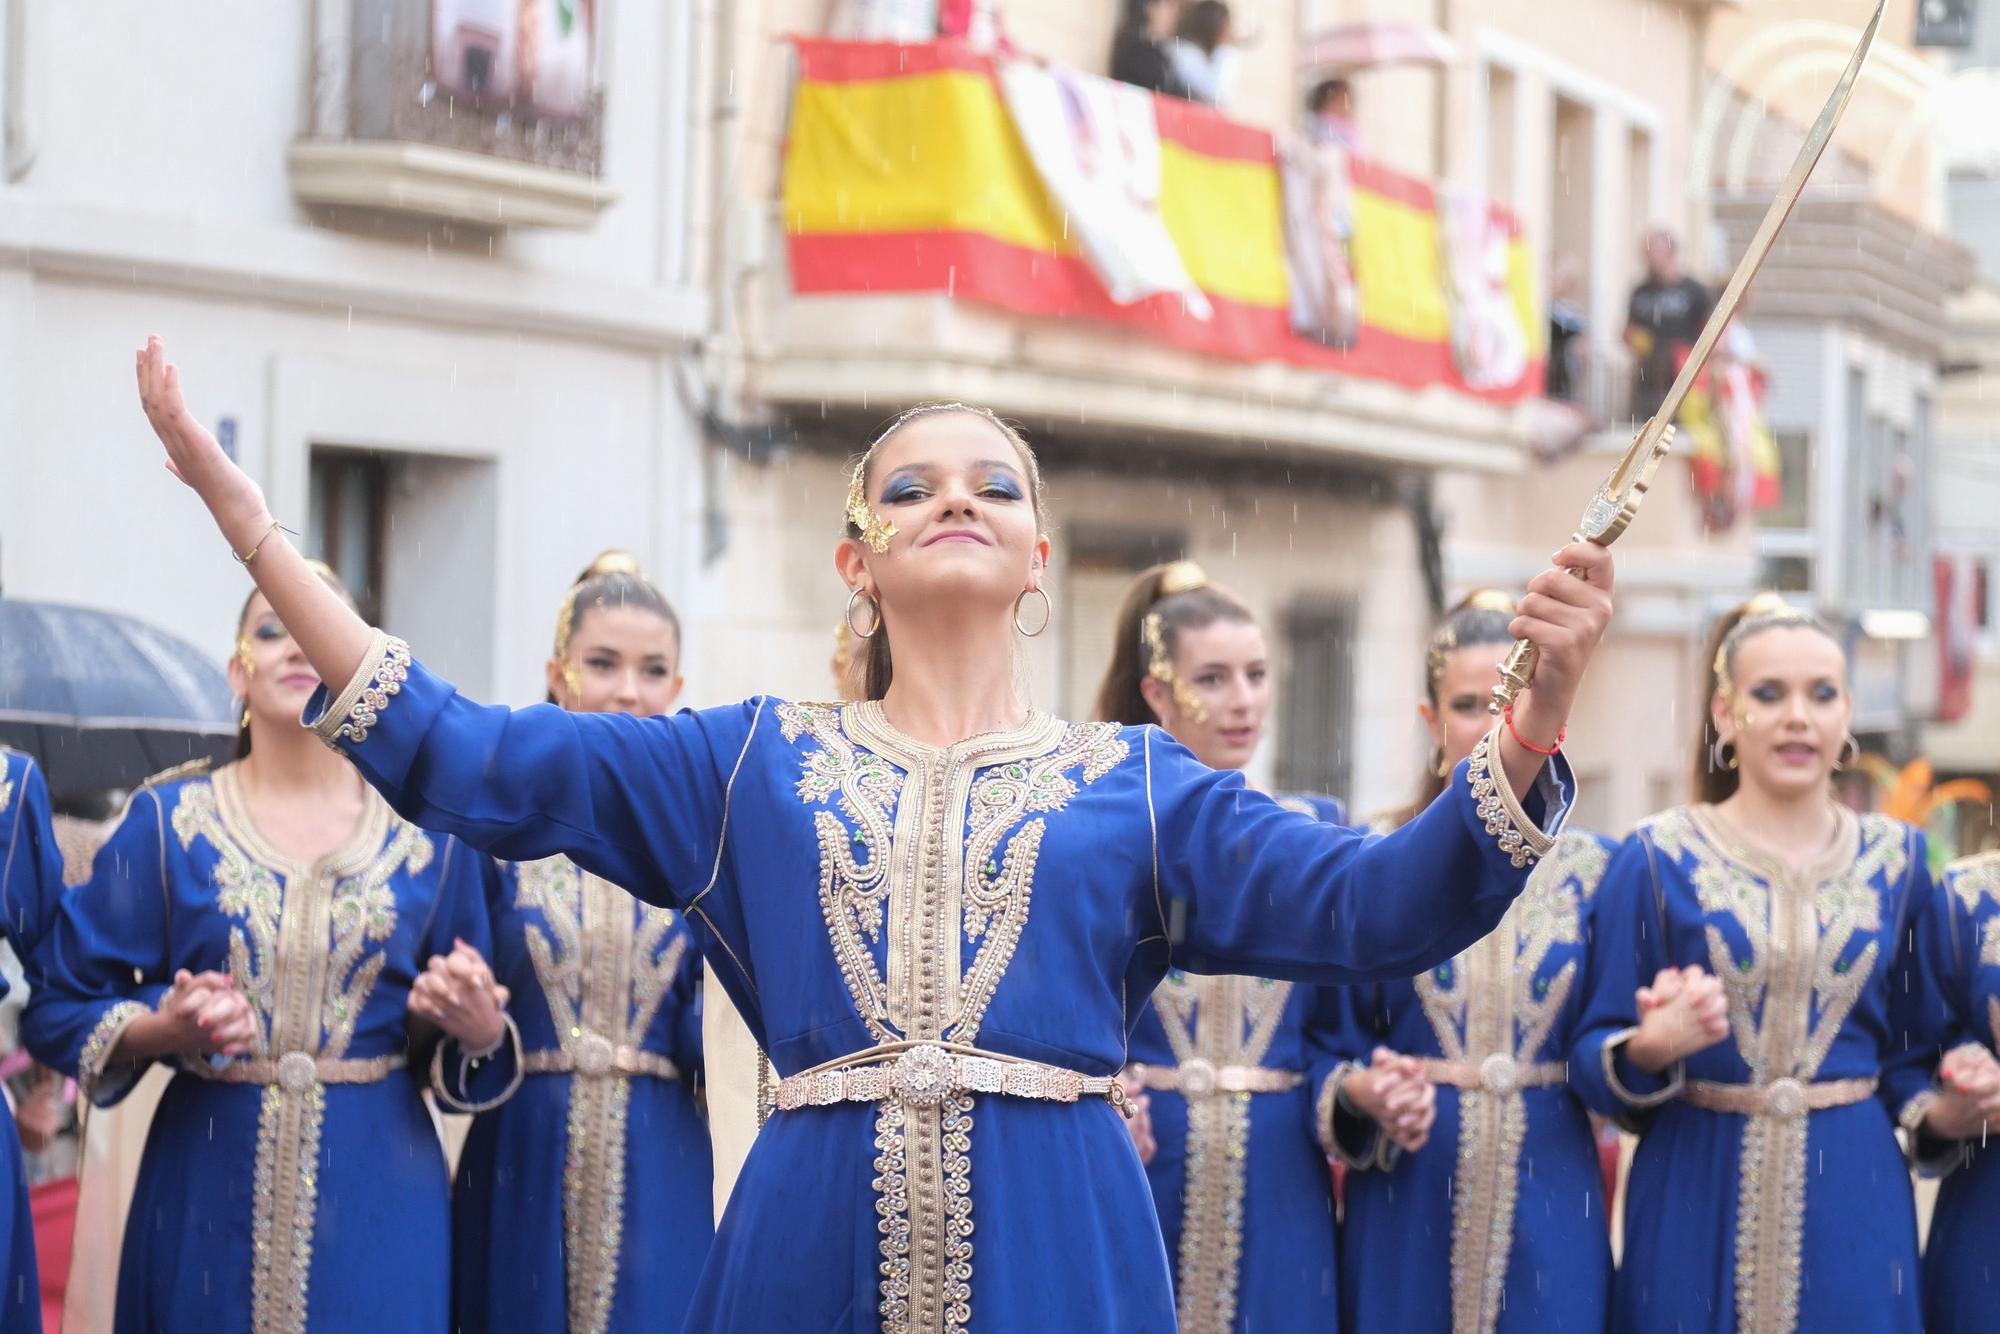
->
[1712, 593, 1817, 725]
[1142, 611, 1208, 723]
[1426, 589, 1517, 694]
[845, 462, 898, 554]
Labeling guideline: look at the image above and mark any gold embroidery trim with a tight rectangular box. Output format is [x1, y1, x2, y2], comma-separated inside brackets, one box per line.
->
[1465, 729, 1556, 869]
[77, 1000, 149, 1103]
[777, 702, 1126, 1334]
[309, 630, 412, 747]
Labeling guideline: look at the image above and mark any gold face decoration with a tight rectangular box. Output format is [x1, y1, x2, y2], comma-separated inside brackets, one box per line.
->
[234, 635, 259, 679]
[845, 462, 899, 555]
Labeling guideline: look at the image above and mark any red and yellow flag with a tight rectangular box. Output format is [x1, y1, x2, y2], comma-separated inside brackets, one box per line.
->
[783, 40, 1543, 402]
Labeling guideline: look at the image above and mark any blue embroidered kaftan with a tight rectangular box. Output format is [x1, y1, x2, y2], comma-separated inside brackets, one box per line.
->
[1569, 806, 1937, 1334]
[23, 762, 496, 1334]
[305, 633, 1569, 1334]
[439, 855, 713, 1334]
[0, 749, 58, 1334]
[1329, 830, 1615, 1334]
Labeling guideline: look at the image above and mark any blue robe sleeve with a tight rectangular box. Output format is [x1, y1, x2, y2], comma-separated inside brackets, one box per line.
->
[1568, 830, 1680, 1129]
[21, 788, 177, 1107]
[430, 849, 527, 1114]
[1145, 725, 1568, 983]
[2, 752, 66, 987]
[1304, 984, 1387, 1169]
[305, 635, 764, 910]
[1890, 847, 1976, 1174]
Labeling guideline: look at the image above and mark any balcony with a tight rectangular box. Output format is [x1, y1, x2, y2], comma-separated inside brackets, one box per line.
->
[743, 40, 1560, 474]
[289, 0, 616, 230]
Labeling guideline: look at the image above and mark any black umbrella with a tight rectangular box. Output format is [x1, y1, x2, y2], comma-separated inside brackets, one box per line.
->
[0, 597, 238, 805]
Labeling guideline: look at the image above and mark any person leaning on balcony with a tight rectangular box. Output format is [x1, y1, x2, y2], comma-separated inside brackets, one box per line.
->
[1305, 77, 1363, 154]
[435, 550, 715, 1334]
[1111, 0, 1196, 100]
[1623, 227, 1711, 420]
[22, 562, 504, 1334]
[1570, 594, 1948, 1334]
[1095, 560, 1361, 1334]
[1325, 590, 1615, 1334]
[134, 332, 1614, 1333]
[1167, 0, 1237, 108]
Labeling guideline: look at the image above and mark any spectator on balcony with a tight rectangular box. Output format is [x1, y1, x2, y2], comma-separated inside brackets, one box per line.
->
[1168, 0, 1239, 108]
[1306, 77, 1363, 153]
[1110, 0, 1195, 100]
[1547, 253, 1587, 403]
[1623, 227, 1711, 421]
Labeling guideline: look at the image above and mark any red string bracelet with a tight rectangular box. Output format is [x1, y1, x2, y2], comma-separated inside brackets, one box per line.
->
[1503, 704, 1565, 757]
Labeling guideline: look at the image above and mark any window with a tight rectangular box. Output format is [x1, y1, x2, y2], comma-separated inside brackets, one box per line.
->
[1763, 429, 1813, 530]
[1277, 599, 1357, 804]
[309, 450, 390, 625]
[1759, 554, 1813, 593]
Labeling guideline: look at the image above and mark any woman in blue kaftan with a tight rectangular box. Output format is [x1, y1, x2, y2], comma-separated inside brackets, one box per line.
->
[22, 574, 502, 1334]
[135, 354, 1617, 1334]
[0, 747, 60, 1334]
[1093, 560, 1351, 1333]
[1569, 597, 1941, 1334]
[1904, 848, 2000, 1333]
[1329, 592, 1613, 1334]
[437, 551, 713, 1334]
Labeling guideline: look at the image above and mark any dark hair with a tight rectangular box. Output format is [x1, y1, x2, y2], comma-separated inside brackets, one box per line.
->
[1092, 561, 1254, 726]
[1308, 78, 1351, 114]
[1694, 596, 1843, 804]
[844, 403, 1048, 702]
[1388, 590, 1517, 826]
[548, 550, 681, 705]
[1177, 0, 1230, 53]
[234, 562, 355, 758]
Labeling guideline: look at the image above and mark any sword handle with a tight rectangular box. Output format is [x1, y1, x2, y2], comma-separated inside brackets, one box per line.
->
[1487, 531, 1589, 716]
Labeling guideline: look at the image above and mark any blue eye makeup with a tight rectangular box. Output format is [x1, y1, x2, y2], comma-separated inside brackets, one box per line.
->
[980, 475, 1024, 501]
[252, 622, 289, 643]
[1749, 683, 1784, 703]
[880, 475, 930, 504]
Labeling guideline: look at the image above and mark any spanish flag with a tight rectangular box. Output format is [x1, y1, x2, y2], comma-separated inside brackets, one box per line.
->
[783, 39, 1542, 403]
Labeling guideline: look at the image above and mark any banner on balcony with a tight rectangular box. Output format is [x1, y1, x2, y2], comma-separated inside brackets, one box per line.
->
[1678, 348, 1781, 533]
[782, 39, 1542, 403]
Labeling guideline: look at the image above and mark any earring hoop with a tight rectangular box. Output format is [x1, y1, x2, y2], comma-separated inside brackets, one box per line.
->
[1014, 587, 1052, 638]
[845, 587, 881, 639]
[1836, 734, 1861, 770]
[1711, 737, 1738, 773]
[1429, 745, 1449, 779]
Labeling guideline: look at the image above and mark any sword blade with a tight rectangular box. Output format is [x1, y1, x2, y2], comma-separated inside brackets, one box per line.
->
[1612, 0, 1885, 496]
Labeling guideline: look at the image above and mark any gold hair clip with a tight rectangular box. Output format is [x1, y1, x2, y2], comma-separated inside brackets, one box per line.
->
[845, 463, 898, 555]
[1142, 611, 1209, 723]
[1158, 560, 1208, 597]
[234, 635, 258, 679]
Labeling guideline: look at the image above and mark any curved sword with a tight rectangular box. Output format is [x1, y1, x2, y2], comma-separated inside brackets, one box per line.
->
[1491, 0, 1887, 715]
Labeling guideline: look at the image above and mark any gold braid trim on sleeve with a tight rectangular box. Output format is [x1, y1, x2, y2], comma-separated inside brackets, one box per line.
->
[1319, 1061, 1391, 1170]
[429, 1014, 525, 1115]
[310, 630, 412, 747]
[1600, 1026, 1683, 1109]
[1465, 728, 1557, 869]
[78, 1000, 151, 1104]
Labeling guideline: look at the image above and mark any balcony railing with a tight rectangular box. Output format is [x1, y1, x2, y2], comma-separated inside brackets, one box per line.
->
[291, 0, 615, 229]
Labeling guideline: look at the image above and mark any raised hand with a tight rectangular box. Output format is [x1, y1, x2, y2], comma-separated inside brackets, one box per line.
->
[135, 336, 270, 545]
[1344, 1047, 1437, 1154]
[1926, 1044, 2000, 1141]
[408, 939, 511, 1052]
[1495, 539, 1615, 792]
[1626, 965, 1730, 1074]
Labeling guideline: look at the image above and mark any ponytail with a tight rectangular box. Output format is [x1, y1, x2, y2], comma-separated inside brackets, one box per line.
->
[1092, 561, 1253, 725]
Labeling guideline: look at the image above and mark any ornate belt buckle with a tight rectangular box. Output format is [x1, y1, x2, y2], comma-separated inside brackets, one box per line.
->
[277, 1051, 317, 1094]
[890, 1045, 955, 1107]
[1764, 1076, 1807, 1119]
[1479, 1053, 1520, 1094]
[1178, 1058, 1219, 1099]
[574, 1029, 615, 1077]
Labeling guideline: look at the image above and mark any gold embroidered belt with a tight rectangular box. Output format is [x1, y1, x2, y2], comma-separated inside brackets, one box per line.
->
[521, 1037, 680, 1082]
[1119, 1060, 1304, 1098]
[1684, 1076, 1877, 1119]
[1423, 1055, 1567, 1094]
[775, 1040, 1130, 1116]
[183, 1050, 407, 1093]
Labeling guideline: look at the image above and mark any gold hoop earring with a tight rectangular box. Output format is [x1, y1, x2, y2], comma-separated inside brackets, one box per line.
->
[240, 704, 252, 730]
[1429, 745, 1449, 779]
[1711, 737, 1738, 773]
[845, 587, 881, 639]
[1836, 734, 1861, 770]
[1014, 587, 1052, 638]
